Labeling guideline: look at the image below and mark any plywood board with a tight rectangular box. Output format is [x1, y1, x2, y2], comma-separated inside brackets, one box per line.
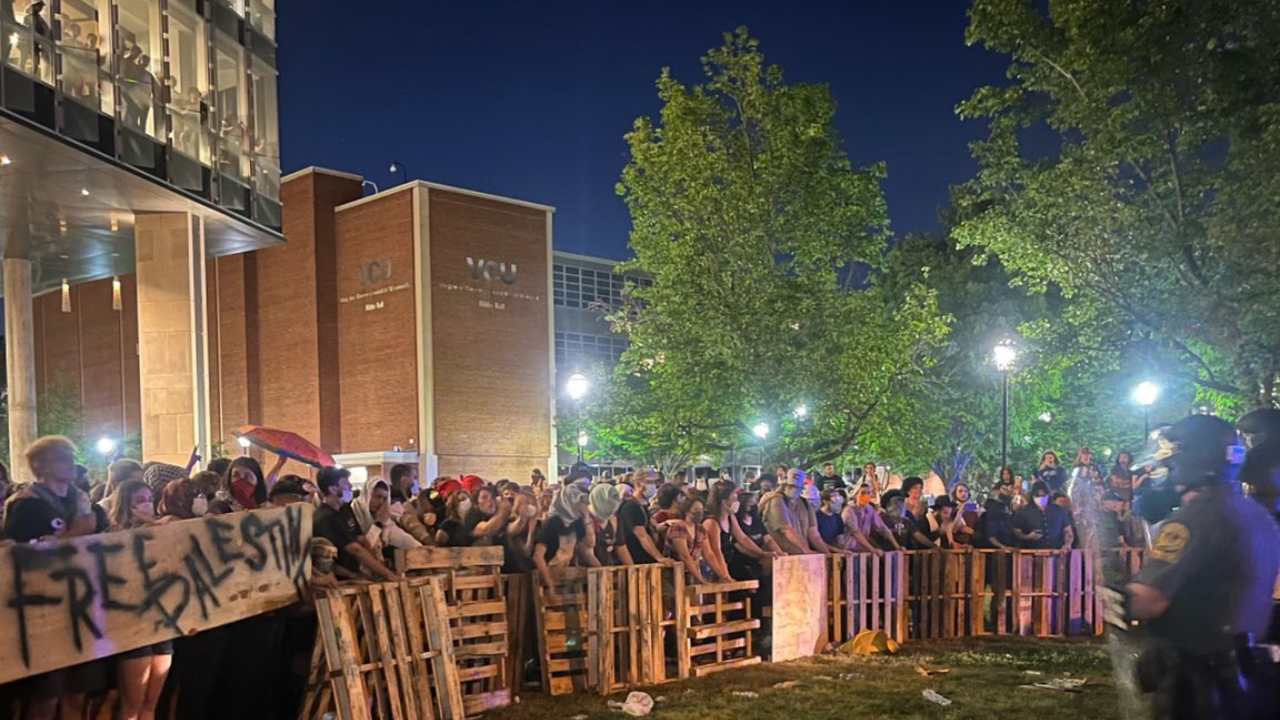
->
[769, 554, 827, 662]
[0, 504, 312, 683]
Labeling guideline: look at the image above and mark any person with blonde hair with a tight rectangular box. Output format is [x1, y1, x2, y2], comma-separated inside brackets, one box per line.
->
[3, 435, 96, 542]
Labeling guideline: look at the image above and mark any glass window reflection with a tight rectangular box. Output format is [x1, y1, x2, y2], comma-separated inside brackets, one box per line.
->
[248, 0, 273, 40]
[4, 0, 55, 85]
[168, 1, 210, 164]
[215, 30, 247, 182]
[250, 57, 279, 200]
[117, 0, 163, 138]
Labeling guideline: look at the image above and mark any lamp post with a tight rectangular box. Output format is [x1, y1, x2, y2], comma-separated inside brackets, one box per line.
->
[1133, 381, 1159, 440]
[566, 372, 590, 463]
[993, 340, 1018, 473]
[389, 161, 407, 184]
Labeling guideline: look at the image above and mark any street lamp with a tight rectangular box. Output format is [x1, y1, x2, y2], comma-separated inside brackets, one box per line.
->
[566, 372, 590, 462]
[752, 422, 770, 440]
[95, 437, 116, 456]
[1133, 381, 1159, 439]
[993, 340, 1018, 473]
[793, 405, 808, 420]
[389, 160, 407, 184]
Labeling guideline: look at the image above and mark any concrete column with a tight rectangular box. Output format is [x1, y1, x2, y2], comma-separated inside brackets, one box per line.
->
[4, 258, 38, 483]
[134, 213, 211, 466]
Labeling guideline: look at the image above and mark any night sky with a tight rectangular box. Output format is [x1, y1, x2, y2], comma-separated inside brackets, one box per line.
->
[277, 0, 1007, 261]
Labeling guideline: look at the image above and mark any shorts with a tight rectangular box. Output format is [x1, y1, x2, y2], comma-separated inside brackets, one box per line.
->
[118, 641, 175, 660]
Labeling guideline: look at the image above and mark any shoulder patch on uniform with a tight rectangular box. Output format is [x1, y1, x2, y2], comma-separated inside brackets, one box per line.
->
[1150, 522, 1190, 564]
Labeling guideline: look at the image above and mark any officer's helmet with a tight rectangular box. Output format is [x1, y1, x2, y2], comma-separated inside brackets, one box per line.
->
[1161, 414, 1245, 489]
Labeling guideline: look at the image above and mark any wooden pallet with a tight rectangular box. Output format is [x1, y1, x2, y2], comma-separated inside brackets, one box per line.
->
[680, 579, 760, 678]
[396, 546, 514, 716]
[502, 573, 536, 695]
[586, 564, 677, 694]
[533, 568, 592, 695]
[301, 578, 465, 720]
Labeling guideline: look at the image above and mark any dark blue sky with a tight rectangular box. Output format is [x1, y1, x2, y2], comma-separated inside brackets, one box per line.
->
[277, 0, 1007, 261]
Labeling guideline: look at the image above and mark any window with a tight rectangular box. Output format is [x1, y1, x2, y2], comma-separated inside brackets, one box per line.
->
[58, 0, 112, 112]
[167, 1, 210, 164]
[214, 30, 248, 182]
[250, 56, 280, 200]
[552, 263, 648, 309]
[248, 0, 274, 40]
[4, 0, 54, 85]
[117, 0, 163, 138]
[554, 331, 630, 368]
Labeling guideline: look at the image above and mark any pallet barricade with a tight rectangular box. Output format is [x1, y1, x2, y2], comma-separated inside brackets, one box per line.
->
[903, 549, 972, 639]
[395, 546, 513, 715]
[588, 564, 681, 693]
[302, 577, 465, 720]
[533, 567, 593, 695]
[679, 578, 761, 677]
[826, 551, 907, 646]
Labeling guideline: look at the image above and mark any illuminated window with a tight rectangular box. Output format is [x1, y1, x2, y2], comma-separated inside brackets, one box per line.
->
[58, 0, 112, 112]
[167, 1, 210, 164]
[4, 0, 54, 85]
[117, 0, 163, 138]
[250, 57, 280, 200]
[214, 30, 248, 183]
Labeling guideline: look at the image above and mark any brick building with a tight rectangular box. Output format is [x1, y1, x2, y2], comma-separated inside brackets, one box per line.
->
[33, 167, 558, 482]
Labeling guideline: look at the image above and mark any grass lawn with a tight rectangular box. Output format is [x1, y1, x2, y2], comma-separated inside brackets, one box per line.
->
[491, 637, 1122, 720]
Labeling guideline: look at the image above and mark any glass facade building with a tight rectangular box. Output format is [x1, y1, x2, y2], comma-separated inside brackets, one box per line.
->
[1, 0, 280, 228]
[551, 251, 647, 372]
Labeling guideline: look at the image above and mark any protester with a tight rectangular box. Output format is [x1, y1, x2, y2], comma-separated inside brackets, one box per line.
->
[268, 477, 310, 506]
[312, 466, 398, 581]
[861, 462, 883, 494]
[1107, 450, 1135, 504]
[1098, 490, 1144, 549]
[587, 483, 624, 565]
[158, 475, 201, 519]
[761, 469, 844, 555]
[1033, 451, 1068, 492]
[465, 485, 513, 546]
[221, 456, 268, 511]
[815, 488, 846, 547]
[503, 488, 541, 572]
[704, 482, 771, 582]
[842, 483, 901, 553]
[902, 476, 930, 526]
[614, 477, 667, 565]
[352, 478, 421, 557]
[533, 483, 598, 595]
[665, 496, 722, 583]
[1012, 480, 1074, 550]
[652, 484, 684, 524]
[926, 495, 965, 548]
[815, 462, 844, 491]
[4, 436, 97, 547]
[436, 490, 476, 547]
[977, 478, 1017, 549]
[880, 488, 936, 549]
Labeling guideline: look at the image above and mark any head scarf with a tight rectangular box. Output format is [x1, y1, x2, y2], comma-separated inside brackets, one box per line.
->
[552, 483, 588, 523]
[588, 483, 622, 521]
[144, 463, 187, 497]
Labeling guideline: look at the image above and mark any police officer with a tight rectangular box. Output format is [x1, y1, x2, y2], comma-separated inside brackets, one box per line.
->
[1238, 407, 1280, 521]
[1122, 415, 1280, 720]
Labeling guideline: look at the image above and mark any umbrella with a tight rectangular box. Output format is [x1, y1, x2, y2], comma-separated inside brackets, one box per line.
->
[235, 425, 336, 468]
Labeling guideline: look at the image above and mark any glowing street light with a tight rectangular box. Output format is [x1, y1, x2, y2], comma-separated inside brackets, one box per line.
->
[95, 437, 117, 455]
[752, 422, 770, 440]
[237, 436, 252, 448]
[577, 431, 589, 447]
[566, 372, 591, 462]
[1133, 381, 1160, 438]
[1039, 411, 1053, 424]
[794, 404, 808, 419]
[993, 341, 1018, 372]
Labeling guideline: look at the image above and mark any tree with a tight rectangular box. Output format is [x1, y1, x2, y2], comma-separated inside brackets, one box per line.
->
[611, 28, 948, 468]
[956, 0, 1280, 410]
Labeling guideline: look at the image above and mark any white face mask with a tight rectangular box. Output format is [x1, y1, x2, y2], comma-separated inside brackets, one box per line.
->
[134, 501, 155, 519]
[521, 504, 539, 519]
[730, 501, 741, 514]
[389, 502, 406, 521]
[458, 499, 473, 515]
[341, 489, 353, 504]
[830, 498, 844, 511]
[191, 495, 209, 516]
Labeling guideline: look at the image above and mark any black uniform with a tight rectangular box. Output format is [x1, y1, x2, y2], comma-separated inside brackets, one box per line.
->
[1133, 485, 1280, 720]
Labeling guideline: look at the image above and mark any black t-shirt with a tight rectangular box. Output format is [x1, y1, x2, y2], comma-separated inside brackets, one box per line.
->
[616, 499, 658, 564]
[534, 515, 586, 564]
[314, 503, 361, 574]
[817, 473, 846, 491]
[1012, 503, 1073, 549]
[977, 498, 1016, 548]
[438, 518, 474, 547]
[464, 508, 504, 546]
[3, 497, 66, 542]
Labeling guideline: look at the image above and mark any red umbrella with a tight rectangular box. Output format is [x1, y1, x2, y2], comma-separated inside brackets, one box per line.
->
[235, 425, 336, 468]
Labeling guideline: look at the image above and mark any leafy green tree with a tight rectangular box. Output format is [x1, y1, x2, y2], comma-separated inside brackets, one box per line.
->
[956, 0, 1280, 410]
[610, 28, 948, 468]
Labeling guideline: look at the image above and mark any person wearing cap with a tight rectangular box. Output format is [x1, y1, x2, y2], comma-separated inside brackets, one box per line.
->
[1012, 480, 1074, 550]
[977, 478, 1017, 550]
[1115, 415, 1280, 720]
[761, 469, 845, 555]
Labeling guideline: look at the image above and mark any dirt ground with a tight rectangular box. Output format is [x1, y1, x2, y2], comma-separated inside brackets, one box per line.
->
[488, 637, 1124, 720]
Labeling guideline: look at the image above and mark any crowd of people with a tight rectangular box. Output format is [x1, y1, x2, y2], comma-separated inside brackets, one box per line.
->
[0, 433, 1155, 720]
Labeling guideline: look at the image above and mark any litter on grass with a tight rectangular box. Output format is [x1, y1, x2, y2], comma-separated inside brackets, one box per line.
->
[607, 691, 655, 716]
[838, 672, 864, 681]
[772, 680, 803, 689]
[1021, 678, 1088, 694]
[570, 715, 588, 720]
[922, 689, 952, 706]
[915, 666, 951, 677]
[814, 675, 835, 681]
[731, 691, 760, 699]
[1024, 670, 1044, 676]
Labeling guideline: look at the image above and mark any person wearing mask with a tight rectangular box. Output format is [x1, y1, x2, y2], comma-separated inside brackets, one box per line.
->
[4, 436, 96, 544]
[880, 489, 937, 550]
[313, 466, 398, 582]
[159, 474, 202, 519]
[1034, 451, 1068, 493]
[465, 485, 513, 546]
[353, 479, 421, 561]
[842, 483, 901, 553]
[587, 483, 624, 565]
[1013, 481, 1075, 550]
[815, 488, 846, 547]
[533, 484, 599, 602]
[977, 478, 1017, 550]
[704, 482, 772, 583]
[734, 490, 776, 552]
[816, 462, 844, 491]
[760, 469, 812, 554]
[615, 476, 670, 566]
[664, 497, 722, 583]
[652, 483, 685, 525]
[218, 456, 269, 512]
[142, 462, 187, 504]
[436, 491, 476, 547]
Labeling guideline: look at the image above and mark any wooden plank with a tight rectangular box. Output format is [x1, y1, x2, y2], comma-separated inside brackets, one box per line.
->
[451, 575, 501, 592]
[689, 619, 759, 640]
[0, 504, 312, 683]
[769, 554, 826, 661]
[420, 578, 466, 720]
[548, 657, 590, 673]
[691, 656, 761, 677]
[462, 689, 512, 716]
[399, 545, 505, 572]
[453, 641, 507, 658]
[329, 592, 373, 720]
[458, 600, 509, 618]
[456, 664, 501, 682]
[451, 621, 508, 641]
[587, 569, 602, 691]
[690, 637, 747, 656]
